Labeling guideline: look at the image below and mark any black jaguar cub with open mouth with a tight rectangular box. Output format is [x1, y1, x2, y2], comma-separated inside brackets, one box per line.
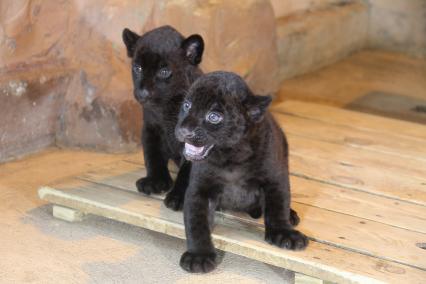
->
[175, 71, 308, 273]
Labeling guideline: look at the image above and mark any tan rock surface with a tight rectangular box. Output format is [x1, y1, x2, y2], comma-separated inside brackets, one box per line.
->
[0, 0, 279, 160]
[270, 0, 345, 18]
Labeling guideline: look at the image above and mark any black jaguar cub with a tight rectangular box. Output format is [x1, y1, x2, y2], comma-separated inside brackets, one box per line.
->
[122, 26, 204, 210]
[175, 71, 308, 273]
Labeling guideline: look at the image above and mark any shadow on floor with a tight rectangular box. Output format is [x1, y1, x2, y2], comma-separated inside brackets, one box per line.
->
[22, 205, 296, 283]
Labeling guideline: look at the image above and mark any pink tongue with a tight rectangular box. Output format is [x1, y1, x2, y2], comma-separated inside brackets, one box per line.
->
[185, 143, 204, 155]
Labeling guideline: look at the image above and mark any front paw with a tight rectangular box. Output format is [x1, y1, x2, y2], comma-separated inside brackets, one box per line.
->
[265, 228, 308, 250]
[164, 190, 184, 211]
[180, 251, 217, 273]
[136, 176, 172, 195]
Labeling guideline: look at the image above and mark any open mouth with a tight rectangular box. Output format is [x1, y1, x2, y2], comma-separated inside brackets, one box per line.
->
[183, 143, 214, 161]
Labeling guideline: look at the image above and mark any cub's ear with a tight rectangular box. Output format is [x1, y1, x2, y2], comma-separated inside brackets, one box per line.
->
[245, 95, 272, 123]
[122, 28, 140, 58]
[181, 34, 204, 65]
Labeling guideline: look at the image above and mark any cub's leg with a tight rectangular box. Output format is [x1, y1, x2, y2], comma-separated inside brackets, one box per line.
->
[164, 161, 191, 211]
[263, 180, 308, 250]
[180, 182, 219, 273]
[136, 126, 172, 194]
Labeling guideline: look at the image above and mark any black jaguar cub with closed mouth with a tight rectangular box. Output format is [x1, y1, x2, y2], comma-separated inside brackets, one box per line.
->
[175, 71, 308, 273]
[122, 26, 204, 210]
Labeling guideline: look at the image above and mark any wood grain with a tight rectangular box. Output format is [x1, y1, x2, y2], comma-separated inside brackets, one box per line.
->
[74, 161, 426, 270]
[272, 112, 426, 161]
[36, 100, 426, 283]
[272, 100, 426, 141]
[39, 180, 426, 284]
[79, 160, 426, 234]
[289, 150, 426, 206]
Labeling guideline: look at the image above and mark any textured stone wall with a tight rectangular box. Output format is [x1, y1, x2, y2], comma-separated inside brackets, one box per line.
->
[367, 0, 426, 58]
[1, 0, 424, 161]
[0, 0, 279, 161]
[276, 1, 369, 80]
[270, 0, 348, 18]
[271, 0, 426, 59]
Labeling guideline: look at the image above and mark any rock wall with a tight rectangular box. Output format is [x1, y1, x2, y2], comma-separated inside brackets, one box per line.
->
[270, 0, 348, 18]
[0, 0, 279, 161]
[367, 0, 426, 58]
[271, 0, 425, 82]
[1, 0, 424, 161]
[276, 1, 368, 80]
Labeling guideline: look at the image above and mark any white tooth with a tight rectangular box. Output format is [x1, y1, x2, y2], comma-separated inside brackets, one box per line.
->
[185, 143, 204, 155]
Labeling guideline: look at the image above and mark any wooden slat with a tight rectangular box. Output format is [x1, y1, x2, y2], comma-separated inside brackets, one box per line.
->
[271, 100, 426, 140]
[126, 111, 426, 206]
[38, 179, 426, 284]
[80, 161, 426, 234]
[126, 149, 426, 212]
[284, 134, 426, 181]
[289, 149, 426, 206]
[291, 177, 426, 235]
[272, 112, 426, 161]
[75, 161, 426, 270]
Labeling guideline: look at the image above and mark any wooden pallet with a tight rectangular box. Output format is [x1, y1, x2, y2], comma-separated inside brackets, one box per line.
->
[39, 101, 426, 283]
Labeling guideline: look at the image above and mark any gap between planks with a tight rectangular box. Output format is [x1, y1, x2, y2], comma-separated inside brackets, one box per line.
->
[271, 100, 426, 141]
[271, 112, 426, 162]
[126, 111, 426, 207]
[38, 182, 426, 284]
[85, 159, 426, 234]
[74, 160, 426, 271]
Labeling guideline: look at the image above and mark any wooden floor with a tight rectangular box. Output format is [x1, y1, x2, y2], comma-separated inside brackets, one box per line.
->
[39, 100, 426, 284]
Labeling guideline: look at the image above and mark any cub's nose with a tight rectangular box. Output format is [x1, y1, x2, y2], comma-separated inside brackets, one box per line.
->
[176, 127, 195, 141]
[135, 88, 149, 101]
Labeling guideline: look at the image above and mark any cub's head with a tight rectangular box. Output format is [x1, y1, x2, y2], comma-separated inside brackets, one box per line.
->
[122, 26, 204, 104]
[175, 71, 272, 161]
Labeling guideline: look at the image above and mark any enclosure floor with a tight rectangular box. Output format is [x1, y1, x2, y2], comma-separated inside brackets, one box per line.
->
[275, 49, 426, 109]
[2, 49, 425, 283]
[0, 148, 295, 283]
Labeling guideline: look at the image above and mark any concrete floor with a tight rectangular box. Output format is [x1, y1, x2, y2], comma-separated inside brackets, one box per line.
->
[0, 149, 294, 283]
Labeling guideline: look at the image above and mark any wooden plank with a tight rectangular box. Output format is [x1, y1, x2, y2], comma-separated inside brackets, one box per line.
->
[271, 100, 426, 140]
[38, 179, 426, 284]
[292, 177, 426, 235]
[284, 135, 426, 181]
[295, 273, 326, 284]
[126, 111, 426, 206]
[75, 161, 426, 270]
[289, 149, 426, 206]
[272, 112, 426, 161]
[52, 205, 85, 222]
[125, 150, 426, 208]
[273, 113, 426, 206]
[80, 161, 426, 234]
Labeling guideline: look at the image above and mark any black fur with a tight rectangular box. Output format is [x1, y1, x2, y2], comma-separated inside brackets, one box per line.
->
[175, 71, 308, 273]
[122, 26, 204, 210]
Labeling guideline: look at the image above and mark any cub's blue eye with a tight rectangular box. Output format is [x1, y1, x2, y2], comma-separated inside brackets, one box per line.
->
[183, 101, 191, 112]
[158, 68, 172, 79]
[133, 65, 142, 74]
[206, 112, 223, 124]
